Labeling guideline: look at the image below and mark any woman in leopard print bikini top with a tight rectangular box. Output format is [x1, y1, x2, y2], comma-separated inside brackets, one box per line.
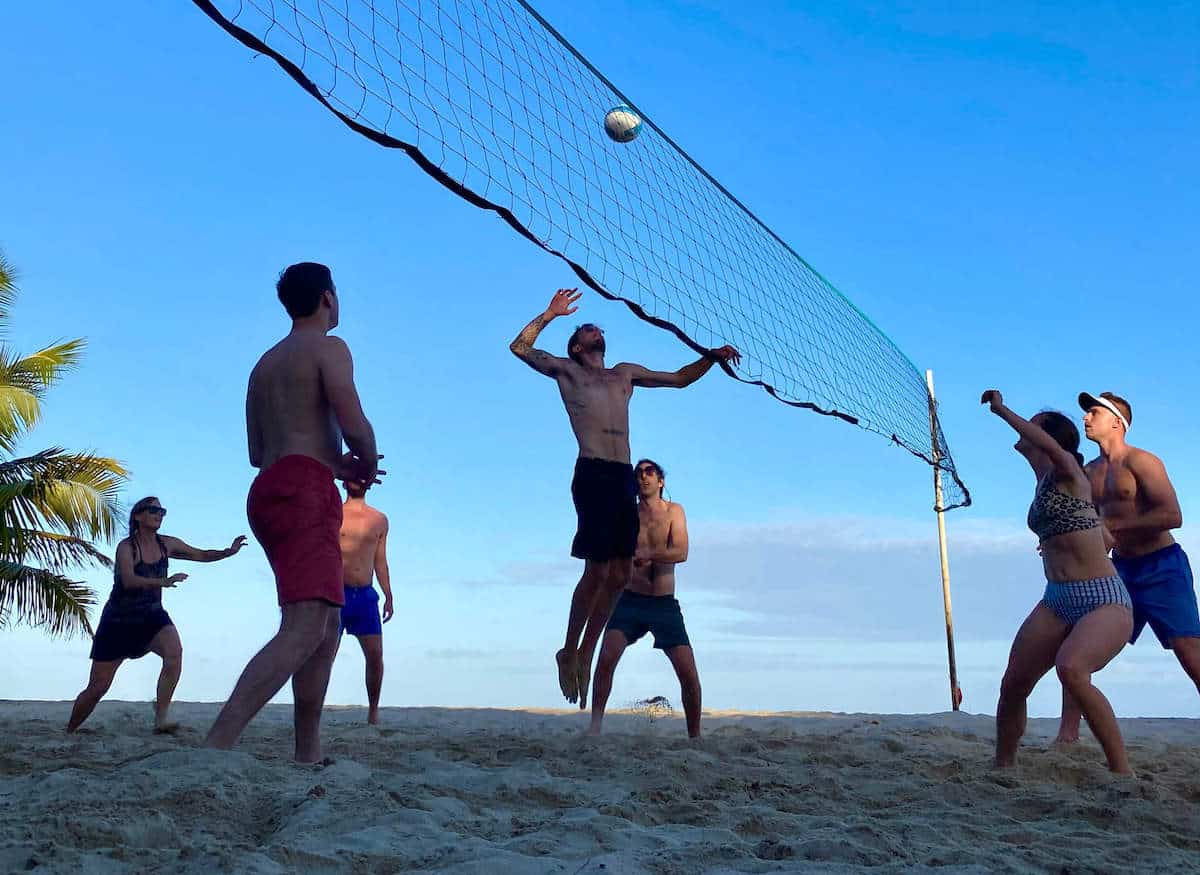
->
[1027, 474, 1100, 543]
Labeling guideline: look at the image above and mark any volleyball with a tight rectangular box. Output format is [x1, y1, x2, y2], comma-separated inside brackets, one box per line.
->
[603, 105, 642, 143]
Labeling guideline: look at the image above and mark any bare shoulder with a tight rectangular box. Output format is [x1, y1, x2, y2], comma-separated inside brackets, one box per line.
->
[372, 508, 389, 530]
[316, 334, 352, 361]
[668, 501, 687, 520]
[610, 362, 641, 381]
[1126, 446, 1168, 474]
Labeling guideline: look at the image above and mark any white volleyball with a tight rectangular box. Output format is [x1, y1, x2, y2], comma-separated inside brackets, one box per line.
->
[603, 105, 642, 143]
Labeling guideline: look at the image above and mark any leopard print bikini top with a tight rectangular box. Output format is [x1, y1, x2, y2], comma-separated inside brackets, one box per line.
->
[1027, 476, 1100, 543]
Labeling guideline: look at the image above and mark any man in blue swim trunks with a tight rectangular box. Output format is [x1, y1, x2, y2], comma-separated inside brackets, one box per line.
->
[1057, 391, 1200, 743]
[587, 459, 702, 738]
[336, 479, 393, 724]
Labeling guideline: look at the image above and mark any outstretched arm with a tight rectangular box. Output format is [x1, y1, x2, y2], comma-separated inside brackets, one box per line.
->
[621, 345, 741, 389]
[165, 535, 248, 563]
[509, 288, 579, 377]
[981, 390, 1080, 477]
[1109, 453, 1183, 534]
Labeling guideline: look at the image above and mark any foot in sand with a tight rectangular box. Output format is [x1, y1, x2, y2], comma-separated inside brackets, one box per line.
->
[556, 648, 578, 703]
[153, 721, 181, 735]
[368, 709, 380, 726]
[1053, 731, 1080, 746]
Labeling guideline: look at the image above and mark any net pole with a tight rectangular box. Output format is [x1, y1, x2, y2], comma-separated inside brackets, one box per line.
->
[925, 369, 961, 712]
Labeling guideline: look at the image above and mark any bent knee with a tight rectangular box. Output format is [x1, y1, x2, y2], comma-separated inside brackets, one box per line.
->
[999, 672, 1034, 701]
[1055, 660, 1091, 688]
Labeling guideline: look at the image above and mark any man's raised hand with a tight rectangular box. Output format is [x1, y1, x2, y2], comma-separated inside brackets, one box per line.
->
[709, 345, 742, 367]
[546, 288, 581, 318]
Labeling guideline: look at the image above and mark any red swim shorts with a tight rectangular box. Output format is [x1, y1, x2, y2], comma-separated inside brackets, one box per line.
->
[247, 455, 344, 607]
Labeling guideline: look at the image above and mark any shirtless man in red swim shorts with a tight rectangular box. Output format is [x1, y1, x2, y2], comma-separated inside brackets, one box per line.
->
[206, 262, 382, 762]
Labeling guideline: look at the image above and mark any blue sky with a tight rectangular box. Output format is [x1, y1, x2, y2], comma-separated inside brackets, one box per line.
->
[2, 0, 1198, 719]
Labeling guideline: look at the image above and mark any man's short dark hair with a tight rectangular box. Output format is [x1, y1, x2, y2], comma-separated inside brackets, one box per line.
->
[276, 262, 333, 318]
[1099, 392, 1132, 428]
[566, 325, 586, 365]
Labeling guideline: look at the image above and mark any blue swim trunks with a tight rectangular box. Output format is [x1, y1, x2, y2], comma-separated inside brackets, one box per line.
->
[339, 585, 383, 637]
[1115, 544, 1200, 648]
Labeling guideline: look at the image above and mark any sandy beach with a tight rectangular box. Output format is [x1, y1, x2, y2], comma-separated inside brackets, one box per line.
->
[2, 701, 1198, 873]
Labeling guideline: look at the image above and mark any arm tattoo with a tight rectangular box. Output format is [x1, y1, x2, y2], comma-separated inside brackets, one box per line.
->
[510, 313, 551, 356]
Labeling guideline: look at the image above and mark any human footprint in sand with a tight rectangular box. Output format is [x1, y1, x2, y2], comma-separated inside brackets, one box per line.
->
[982, 391, 1133, 774]
[66, 496, 247, 734]
[509, 288, 737, 709]
[588, 459, 701, 738]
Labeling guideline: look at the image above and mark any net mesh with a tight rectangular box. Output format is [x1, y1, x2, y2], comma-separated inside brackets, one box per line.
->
[191, 0, 970, 509]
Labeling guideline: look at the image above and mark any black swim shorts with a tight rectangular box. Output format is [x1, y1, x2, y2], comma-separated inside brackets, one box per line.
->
[570, 457, 639, 562]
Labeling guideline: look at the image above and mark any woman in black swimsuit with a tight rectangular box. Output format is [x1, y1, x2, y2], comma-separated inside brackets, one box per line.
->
[983, 391, 1133, 774]
[66, 496, 247, 733]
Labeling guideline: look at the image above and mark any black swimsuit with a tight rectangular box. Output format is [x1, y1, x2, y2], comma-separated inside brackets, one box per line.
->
[89, 536, 174, 662]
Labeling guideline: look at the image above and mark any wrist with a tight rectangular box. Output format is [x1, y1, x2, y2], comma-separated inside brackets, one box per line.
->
[542, 309, 556, 321]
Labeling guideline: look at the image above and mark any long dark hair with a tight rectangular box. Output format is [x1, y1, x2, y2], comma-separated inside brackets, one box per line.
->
[127, 496, 161, 559]
[1036, 411, 1085, 468]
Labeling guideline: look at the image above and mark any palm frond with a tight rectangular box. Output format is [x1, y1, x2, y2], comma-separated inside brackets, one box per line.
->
[0, 338, 86, 392]
[2, 528, 113, 572]
[0, 248, 16, 326]
[0, 449, 128, 545]
[0, 382, 41, 453]
[0, 560, 97, 638]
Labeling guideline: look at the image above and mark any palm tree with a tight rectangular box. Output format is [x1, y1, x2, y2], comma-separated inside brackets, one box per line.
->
[0, 249, 128, 637]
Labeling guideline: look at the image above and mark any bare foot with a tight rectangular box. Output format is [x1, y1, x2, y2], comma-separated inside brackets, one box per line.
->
[586, 723, 602, 736]
[1053, 732, 1080, 746]
[576, 661, 590, 711]
[556, 648, 578, 702]
[153, 721, 181, 735]
[368, 710, 380, 725]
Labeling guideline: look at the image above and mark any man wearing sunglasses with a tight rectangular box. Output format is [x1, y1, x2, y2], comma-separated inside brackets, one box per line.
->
[510, 288, 739, 708]
[207, 261, 383, 762]
[588, 459, 701, 737]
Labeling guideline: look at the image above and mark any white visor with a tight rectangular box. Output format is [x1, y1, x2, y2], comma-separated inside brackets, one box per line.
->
[1079, 392, 1130, 432]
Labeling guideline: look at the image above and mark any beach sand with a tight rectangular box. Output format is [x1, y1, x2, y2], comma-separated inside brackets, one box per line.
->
[2, 701, 1198, 873]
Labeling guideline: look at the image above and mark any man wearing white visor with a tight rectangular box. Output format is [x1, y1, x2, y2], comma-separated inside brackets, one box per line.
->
[1057, 391, 1200, 743]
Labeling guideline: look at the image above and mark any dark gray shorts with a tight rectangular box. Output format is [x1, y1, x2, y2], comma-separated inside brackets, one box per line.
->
[606, 591, 690, 650]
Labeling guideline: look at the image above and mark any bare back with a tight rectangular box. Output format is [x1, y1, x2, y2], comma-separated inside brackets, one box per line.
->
[1087, 448, 1177, 557]
[247, 332, 342, 470]
[555, 363, 635, 463]
[340, 501, 387, 587]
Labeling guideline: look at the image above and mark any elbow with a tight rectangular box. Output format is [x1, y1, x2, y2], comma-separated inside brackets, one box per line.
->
[1171, 511, 1184, 530]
